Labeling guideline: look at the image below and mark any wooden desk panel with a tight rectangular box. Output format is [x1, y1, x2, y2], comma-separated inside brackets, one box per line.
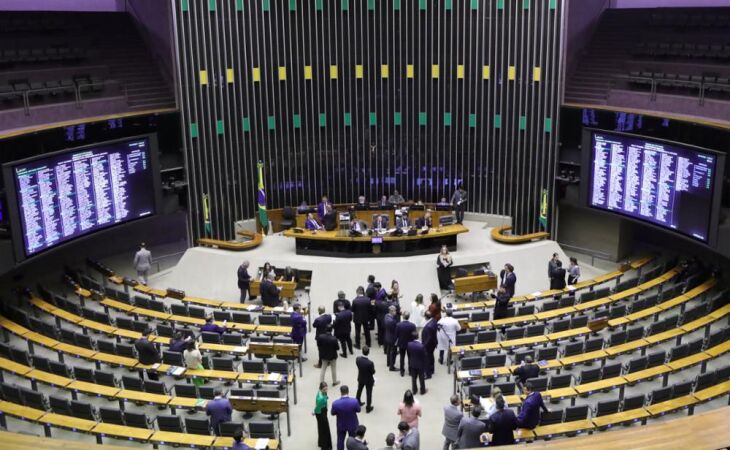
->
[213, 437, 279, 449]
[646, 395, 698, 416]
[283, 223, 468, 242]
[533, 419, 595, 438]
[42, 412, 97, 431]
[591, 408, 649, 428]
[0, 400, 46, 421]
[250, 280, 296, 299]
[92, 423, 153, 441]
[149, 431, 215, 447]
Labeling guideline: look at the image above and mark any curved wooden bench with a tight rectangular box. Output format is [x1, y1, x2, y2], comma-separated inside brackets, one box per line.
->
[491, 225, 549, 244]
[197, 230, 264, 251]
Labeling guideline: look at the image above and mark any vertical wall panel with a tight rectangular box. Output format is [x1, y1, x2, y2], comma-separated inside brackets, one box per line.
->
[174, 0, 564, 240]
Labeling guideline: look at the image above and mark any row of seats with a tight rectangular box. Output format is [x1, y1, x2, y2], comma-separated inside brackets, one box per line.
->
[0, 47, 88, 67]
[0, 75, 107, 109]
[648, 12, 730, 29]
[632, 42, 730, 61]
[628, 71, 730, 92]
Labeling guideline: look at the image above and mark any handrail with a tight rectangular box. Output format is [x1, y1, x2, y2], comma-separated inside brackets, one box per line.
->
[558, 243, 613, 266]
[12, 80, 126, 116]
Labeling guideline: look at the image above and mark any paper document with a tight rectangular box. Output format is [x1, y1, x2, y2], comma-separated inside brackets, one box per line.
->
[255, 438, 270, 449]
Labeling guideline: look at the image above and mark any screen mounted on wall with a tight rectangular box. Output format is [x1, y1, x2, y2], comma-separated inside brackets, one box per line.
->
[3, 135, 159, 259]
[585, 129, 722, 244]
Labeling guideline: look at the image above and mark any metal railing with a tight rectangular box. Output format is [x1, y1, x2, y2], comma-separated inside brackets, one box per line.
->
[618, 74, 729, 106]
[559, 243, 613, 267]
[2, 79, 127, 115]
[149, 250, 187, 274]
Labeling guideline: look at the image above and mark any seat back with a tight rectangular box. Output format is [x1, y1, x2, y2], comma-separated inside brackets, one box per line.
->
[222, 333, 244, 346]
[525, 324, 544, 338]
[188, 306, 206, 319]
[455, 333, 475, 346]
[570, 315, 588, 328]
[467, 383, 492, 399]
[20, 388, 45, 410]
[94, 370, 116, 387]
[185, 417, 211, 435]
[695, 372, 717, 392]
[517, 305, 535, 315]
[70, 400, 95, 420]
[259, 314, 278, 325]
[459, 356, 482, 370]
[248, 421, 276, 438]
[73, 366, 95, 383]
[623, 394, 645, 411]
[584, 337, 604, 352]
[1, 383, 22, 404]
[471, 311, 490, 322]
[563, 342, 583, 357]
[202, 331, 222, 344]
[596, 400, 620, 417]
[212, 357, 235, 371]
[163, 350, 184, 366]
[565, 405, 588, 422]
[537, 347, 558, 361]
[49, 395, 71, 415]
[549, 374, 572, 389]
[144, 380, 167, 394]
[485, 354, 506, 368]
[551, 319, 570, 333]
[124, 411, 150, 429]
[539, 409, 563, 426]
[672, 381, 693, 398]
[157, 414, 183, 433]
[477, 330, 497, 343]
[493, 382, 515, 395]
[175, 383, 198, 398]
[213, 311, 232, 322]
[579, 368, 601, 384]
[608, 330, 627, 347]
[602, 363, 622, 379]
[100, 407, 124, 425]
[647, 350, 666, 368]
[267, 361, 289, 374]
[650, 386, 672, 404]
[626, 356, 648, 374]
[529, 377, 548, 392]
[122, 375, 144, 391]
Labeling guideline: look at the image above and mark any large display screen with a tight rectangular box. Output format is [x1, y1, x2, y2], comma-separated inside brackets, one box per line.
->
[586, 130, 720, 243]
[3, 135, 159, 258]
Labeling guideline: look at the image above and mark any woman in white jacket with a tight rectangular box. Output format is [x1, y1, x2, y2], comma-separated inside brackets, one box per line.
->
[410, 294, 427, 330]
[436, 309, 461, 365]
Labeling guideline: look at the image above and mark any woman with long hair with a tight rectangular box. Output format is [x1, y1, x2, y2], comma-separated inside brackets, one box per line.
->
[428, 293, 442, 322]
[437, 245, 454, 290]
[313, 381, 332, 450]
[411, 294, 426, 330]
[397, 389, 423, 428]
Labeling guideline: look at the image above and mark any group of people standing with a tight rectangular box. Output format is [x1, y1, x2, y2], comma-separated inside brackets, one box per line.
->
[548, 253, 581, 289]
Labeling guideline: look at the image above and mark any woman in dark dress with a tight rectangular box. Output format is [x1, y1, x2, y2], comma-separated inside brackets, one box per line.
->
[314, 381, 332, 450]
[428, 293, 442, 322]
[436, 245, 454, 290]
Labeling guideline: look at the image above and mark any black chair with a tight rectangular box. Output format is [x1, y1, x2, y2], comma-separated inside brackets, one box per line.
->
[186, 417, 211, 435]
[551, 319, 570, 333]
[223, 333, 244, 346]
[672, 381, 693, 398]
[493, 382, 515, 395]
[175, 383, 198, 398]
[539, 409, 563, 426]
[249, 421, 277, 438]
[202, 331, 222, 344]
[219, 421, 240, 437]
[472, 312, 490, 322]
[125, 411, 152, 429]
[537, 347, 558, 361]
[549, 374, 572, 389]
[163, 350, 184, 366]
[145, 380, 168, 394]
[528, 377, 548, 392]
[571, 316, 588, 328]
[602, 363, 622, 379]
[280, 207, 296, 230]
[157, 323, 175, 338]
[608, 330, 627, 347]
[279, 315, 292, 326]
[595, 400, 620, 417]
[157, 415, 184, 433]
[94, 370, 117, 387]
[542, 300, 559, 312]
[189, 306, 206, 319]
[149, 299, 166, 313]
[70, 400, 96, 421]
[122, 375, 144, 391]
[625, 356, 648, 374]
[477, 331, 497, 343]
[1, 383, 22, 404]
[649, 386, 672, 404]
[485, 354, 506, 368]
[467, 383, 492, 399]
[627, 326, 644, 341]
[584, 338, 603, 352]
[565, 405, 588, 422]
[578, 368, 601, 384]
[456, 333, 475, 346]
[622, 394, 645, 410]
[20, 388, 46, 411]
[134, 296, 150, 308]
[10, 348, 31, 366]
[73, 366, 95, 383]
[171, 304, 188, 316]
[647, 350, 666, 368]
[609, 305, 627, 319]
[116, 343, 136, 359]
[514, 350, 534, 365]
[232, 312, 252, 324]
[259, 315, 278, 326]
[212, 357, 238, 371]
[49, 396, 72, 415]
[459, 356, 483, 371]
[695, 372, 717, 392]
[716, 365, 730, 381]
[241, 359, 265, 373]
[214, 311, 232, 322]
[517, 305, 535, 315]
[525, 325, 544, 338]
[559, 296, 575, 308]
[267, 361, 289, 374]
[49, 360, 70, 378]
[580, 291, 596, 303]
[563, 342, 583, 357]
[687, 338, 704, 355]
[505, 327, 525, 340]
[99, 407, 125, 425]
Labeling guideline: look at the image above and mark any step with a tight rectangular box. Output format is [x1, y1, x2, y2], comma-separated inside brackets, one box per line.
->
[564, 97, 608, 105]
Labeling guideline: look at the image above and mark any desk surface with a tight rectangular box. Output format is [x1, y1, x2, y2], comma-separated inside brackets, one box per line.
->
[283, 223, 468, 241]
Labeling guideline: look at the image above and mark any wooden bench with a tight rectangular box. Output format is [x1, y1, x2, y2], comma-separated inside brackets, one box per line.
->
[197, 229, 264, 251]
[491, 225, 549, 244]
[250, 280, 297, 299]
[454, 274, 498, 296]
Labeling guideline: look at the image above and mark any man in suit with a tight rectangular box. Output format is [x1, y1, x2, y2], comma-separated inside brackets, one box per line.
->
[421, 312, 438, 379]
[489, 395, 518, 446]
[355, 345, 375, 413]
[355, 195, 368, 210]
[352, 287, 372, 348]
[378, 195, 389, 208]
[201, 315, 227, 335]
[205, 388, 232, 435]
[492, 287, 512, 320]
[351, 219, 368, 234]
[395, 211, 410, 229]
[514, 355, 540, 390]
[305, 213, 323, 231]
[500, 263, 517, 298]
[415, 211, 432, 229]
[395, 312, 416, 376]
[318, 195, 333, 220]
[450, 184, 467, 225]
[313, 306, 333, 368]
[290, 303, 307, 361]
[548, 253, 559, 280]
[260, 272, 281, 307]
[407, 332, 427, 395]
[457, 406, 487, 448]
[388, 190, 405, 205]
[334, 303, 354, 357]
[317, 325, 340, 385]
[333, 291, 352, 312]
[365, 276, 377, 299]
[517, 380, 549, 429]
[550, 260, 567, 290]
[397, 421, 420, 450]
[134, 328, 160, 380]
[384, 306, 398, 370]
[442, 395, 463, 450]
[374, 284, 389, 347]
[373, 215, 387, 231]
[331, 385, 361, 450]
[237, 260, 251, 303]
[346, 425, 369, 450]
[133, 242, 152, 285]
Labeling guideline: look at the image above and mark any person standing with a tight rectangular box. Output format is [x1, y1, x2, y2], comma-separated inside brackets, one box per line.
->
[410, 294, 426, 331]
[516, 380, 549, 429]
[317, 326, 340, 385]
[133, 242, 152, 285]
[237, 260, 251, 303]
[428, 294, 442, 322]
[314, 381, 333, 450]
[436, 309, 461, 365]
[260, 272, 281, 307]
[134, 328, 159, 380]
[205, 388, 232, 435]
[397, 390, 422, 428]
[183, 339, 205, 387]
[384, 306, 398, 371]
[550, 260, 567, 290]
[548, 253, 559, 282]
[331, 385, 361, 450]
[421, 312, 438, 379]
[492, 287, 511, 321]
[450, 184, 467, 225]
[436, 246, 454, 290]
[333, 291, 352, 313]
[457, 406, 487, 448]
[334, 303, 354, 358]
[407, 331, 427, 395]
[291, 303, 308, 362]
[568, 257, 581, 285]
[395, 312, 416, 376]
[352, 287, 372, 348]
[397, 421, 420, 450]
[313, 306, 333, 368]
[489, 395, 518, 446]
[355, 345, 375, 413]
[442, 395, 463, 450]
[346, 425, 369, 450]
[318, 195, 334, 221]
[500, 264, 517, 298]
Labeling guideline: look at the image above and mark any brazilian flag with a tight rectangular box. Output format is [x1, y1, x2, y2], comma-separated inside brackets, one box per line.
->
[539, 188, 548, 231]
[202, 193, 212, 236]
[257, 161, 268, 233]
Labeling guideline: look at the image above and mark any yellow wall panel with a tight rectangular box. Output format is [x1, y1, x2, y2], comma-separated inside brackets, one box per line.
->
[482, 65, 490, 80]
[225, 68, 234, 83]
[533, 66, 542, 82]
[355, 64, 364, 79]
[278, 66, 287, 81]
[199, 70, 208, 85]
[381, 64, 389, 78]
[406, 64, 414, 78]
[304, 65, 313, 80]
[432, 64, 439, 79]
[508, 65, 516, 81]
[457, 64, 465, 79]
[252, 67, 261, 82]
[330, 65, 338, 79]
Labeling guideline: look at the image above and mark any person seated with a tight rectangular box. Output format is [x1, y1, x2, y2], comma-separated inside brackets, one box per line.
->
[355, 195, 368, 210]
[513, 355, 540, 390]
[201, 315, 227, 335]
[351, 219, 368, 233]
[377, 195, 389, 208]
[297, 201, 310, 213]
[388, 190, 405, 205]
[437, 197, 449, 206]
[304, 213, 323, 231]
[281, 265, 298, 282]
[415, 211, 433, 229]
[395, 211, 411, 229]
[372, 215, 388, 231]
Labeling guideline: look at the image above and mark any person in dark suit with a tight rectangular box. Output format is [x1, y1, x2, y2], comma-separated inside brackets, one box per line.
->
[450, 184, 467, 225]
[305, 213, 324, 231]
[290, 303, 307, 361]
[384, 306, 398, 370]
[205, 388, 233, 435]
[514, 355, 540, 390]
[516, 380, 548, 429]
[549, 260, 567, 290]
[335, 303, 354, 357]
[318, 195, 334, 220]
[201, 315, 227, 335]
[346, 425, 369, 450]
[492, 287, 511, 320]
[407, 332, 427, 395]
[374, 284, 389, 347]
[134, 328, 160, 380]
[333, 291, 352, 312]
[395, 211, 410, 229]
[488, 395, 518, 446]
[457, 406, 487, 448]
[365, 275, 377, 300]
[331, 385, 362, 450]
[260, 272, 281, 307]
[373, 215, 387, 231]
[237, 260, 251, 303]
[355, 345, 375, 413]
[421, 312, 438, 379]
[415, 211, 432, 229]
[355, 195, 368, 209]
[317, 326, 340, 385]
[313, 306, 333, 368]
[281, 266, 298, 282]
[395, 312, 416, 376]
[351, 287, 372, 348]
[500, 263, 517, 298]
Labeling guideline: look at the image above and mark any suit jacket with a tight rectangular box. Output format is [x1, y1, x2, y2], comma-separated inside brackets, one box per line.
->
[205, 397, 232, 429]
[305, 218, 322, 230]
[395, 320, 416, 350]
[400, 428, 420, 450]
[365, 284, 377, 300]
[201, 322, 227, 335]
[442, 405, 463, 442]
[318, 201, 333, 219]
[260, 280, 280, 307]
[373, 216, 387, 229]
[550, 268, 567, 290]
[493, 292, 512, 320]
[313, 313, 333, 336]
[356, 356, 375, 385]
[237, 266, 251, 289]
[375, 288, 388, 301]
[333, 298, 352, 313]
[415, 217, 432, 228]
[500, 271, 517, 298]
[517, 391, 546, 429]
[457, 416, 487, 448]
[396, 216, 410, 228]
[134, 338, 159, 365]
[290, 312, 307, 343]
[407, 340, 426, 372]
[548, 259, 559, 278]
[384, 314, 398, 345]
[316, 333, 339, 361]
[331, 396, 361, 432]
[514, 363, 540, 385]
[134, 248, 152, 271]
[346, 437, 369, 450]
[489, 408, 518, 446]
[422, 319, 438, 351]
[351, 296, 372, 324]
[334, 310, 353, 337]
